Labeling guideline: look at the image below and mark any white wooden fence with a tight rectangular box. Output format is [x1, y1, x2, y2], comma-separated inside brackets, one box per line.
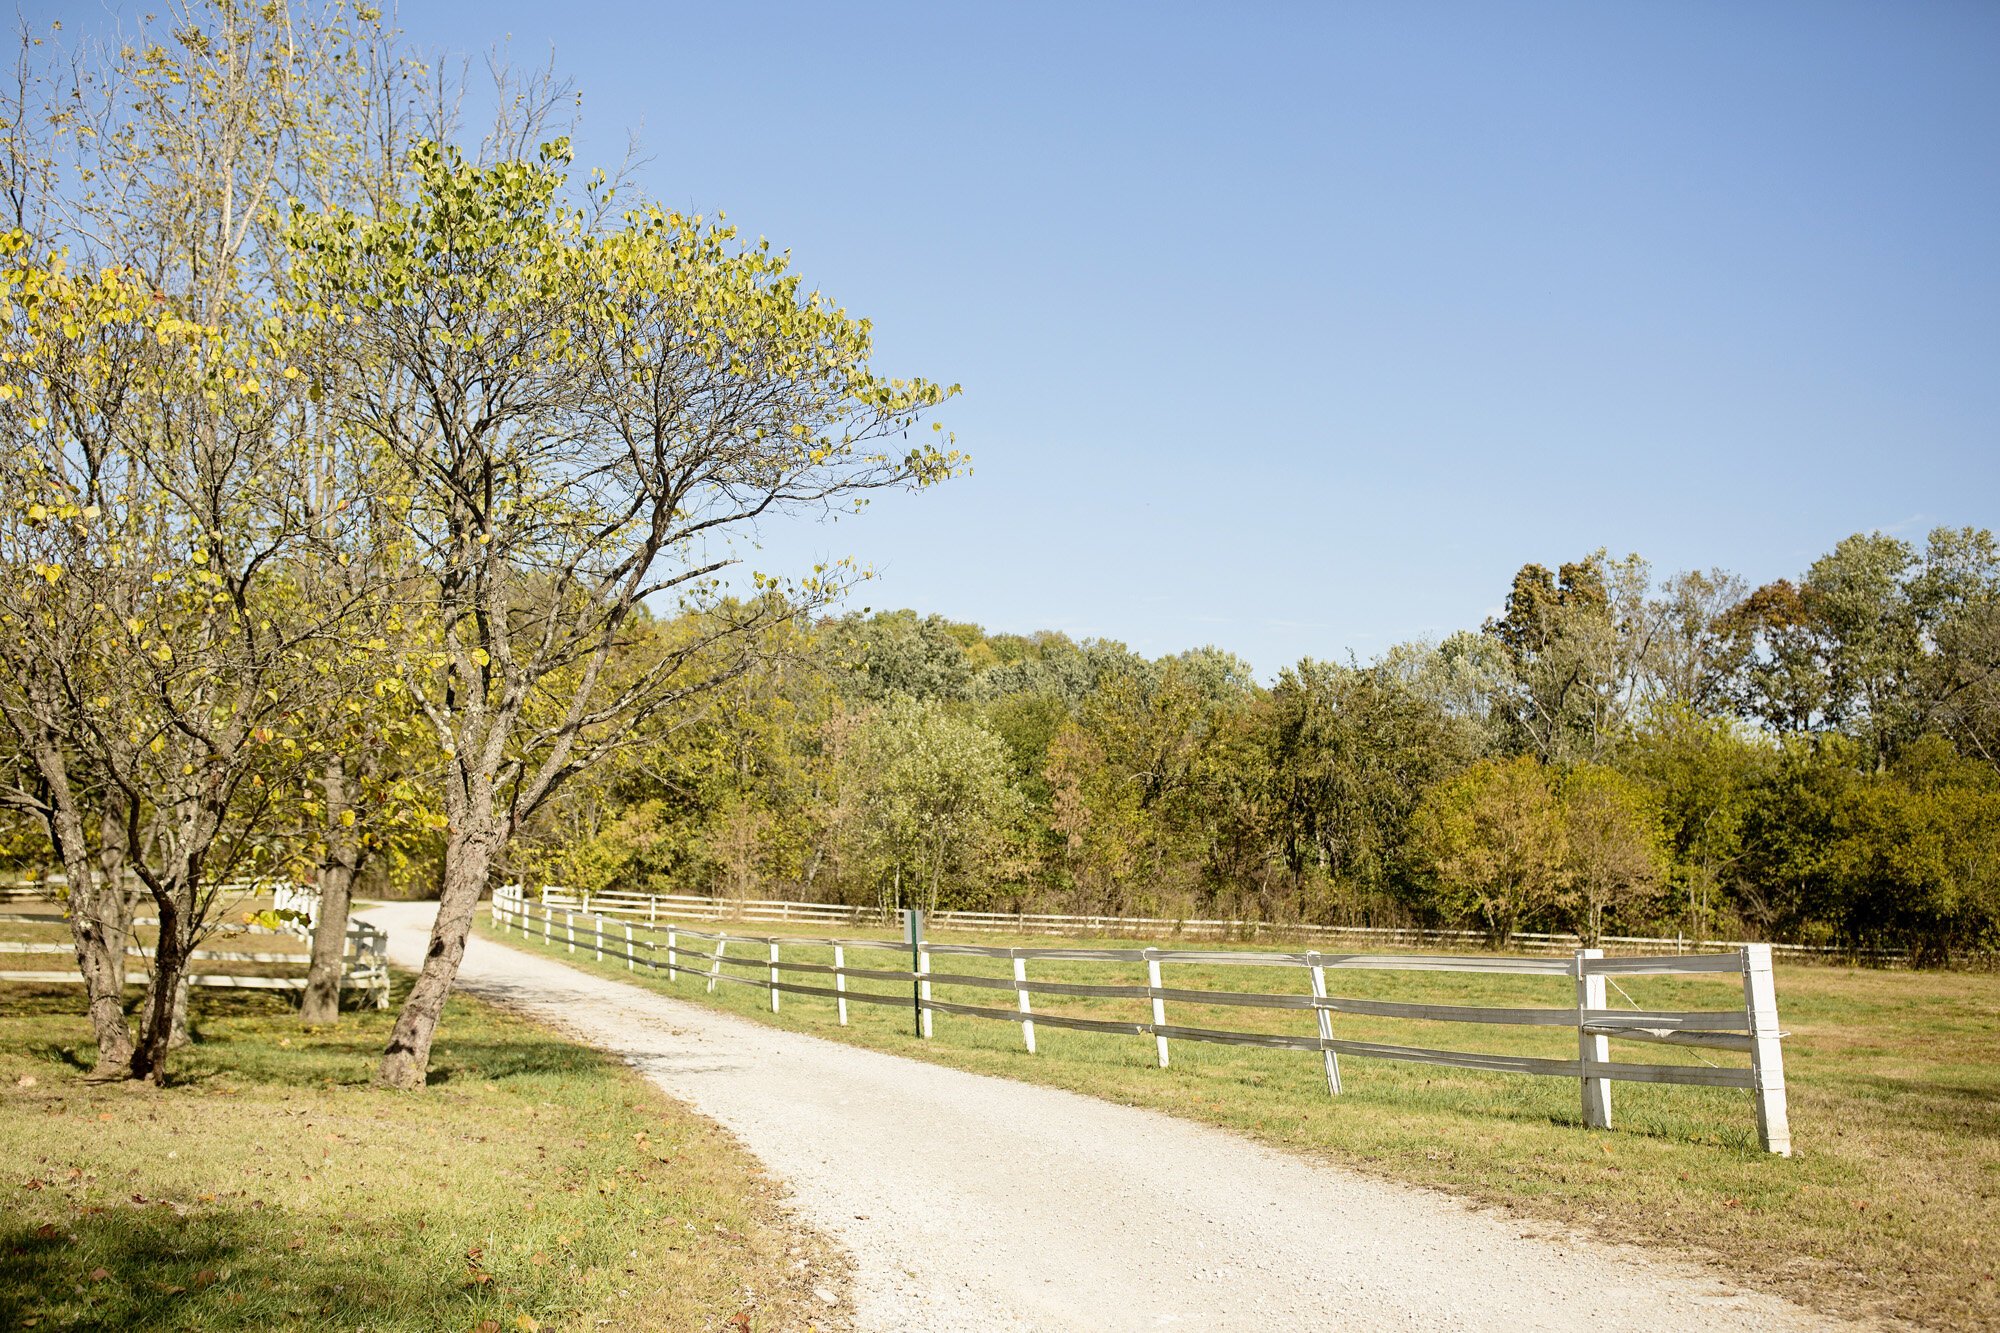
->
[0, 881, 390, 1009]
[528, 884, 1882, 963]
[492, 884, 1791, 1155]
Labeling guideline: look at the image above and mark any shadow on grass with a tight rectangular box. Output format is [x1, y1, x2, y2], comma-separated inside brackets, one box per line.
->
[0, 1211, 252, 1329]
[0, 1206, 516, 1330]
[423, 1036, 617, 1084]
[1842, 1072, 2000, 1140]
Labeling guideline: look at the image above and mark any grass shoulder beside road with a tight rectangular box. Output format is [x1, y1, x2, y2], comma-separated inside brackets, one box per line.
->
[0, 979, 847, 1333]
[477, 910, 2000, 1330]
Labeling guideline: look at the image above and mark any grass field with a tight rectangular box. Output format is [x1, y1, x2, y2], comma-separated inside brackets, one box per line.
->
[478, 907, 2000, 1330]
[0, 980, 847, 1333]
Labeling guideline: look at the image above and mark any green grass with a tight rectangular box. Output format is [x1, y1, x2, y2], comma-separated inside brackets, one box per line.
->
[482, 909, 2000, 1330]
[0, 980, 847, 1332]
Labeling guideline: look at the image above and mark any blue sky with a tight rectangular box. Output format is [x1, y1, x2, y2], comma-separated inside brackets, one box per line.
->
[66, 0, 2000, 675]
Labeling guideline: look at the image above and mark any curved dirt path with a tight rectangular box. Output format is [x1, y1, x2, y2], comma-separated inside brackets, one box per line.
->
[363, 902, 1840, 1332]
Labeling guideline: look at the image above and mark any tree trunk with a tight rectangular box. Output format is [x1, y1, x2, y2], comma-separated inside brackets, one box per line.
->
[129, 890, 189, 1084]
[376, 824, 494, 1090]
[302, 760, 363, 1026]
[36, 763, 133, 1074]
[94, 808, 136, 994]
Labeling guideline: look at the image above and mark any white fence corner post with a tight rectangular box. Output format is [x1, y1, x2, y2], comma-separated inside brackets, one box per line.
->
[1742, 943, 1792, 1157]
[1013, 949, 1036, 1054]
[769, 940, 781, 1013]
[1306, 950, 1340, 1096]
[566, 911, 576, 954]
[834, 943, 849, 1026]
[707, 936, 727, 994]
[593, 914, 604, 962]
[624, 923, 634, 971]
[1576, 948, 1612, 1130]
[1146, 947, 1169, 1068]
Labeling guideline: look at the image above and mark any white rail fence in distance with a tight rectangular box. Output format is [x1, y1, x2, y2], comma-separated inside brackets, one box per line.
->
[530, 884, 1884, 963]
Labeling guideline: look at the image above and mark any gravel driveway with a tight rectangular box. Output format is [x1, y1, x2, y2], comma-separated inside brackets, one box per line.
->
[362, 901, 1839, 1332]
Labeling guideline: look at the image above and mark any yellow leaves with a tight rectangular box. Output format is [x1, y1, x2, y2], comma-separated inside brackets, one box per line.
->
[25, 503, 46, 522]
[470, 648, 491, 667]
[339, 809, 356, 829]
[148, 735, 165, 755]
[152, 642, 172, 664]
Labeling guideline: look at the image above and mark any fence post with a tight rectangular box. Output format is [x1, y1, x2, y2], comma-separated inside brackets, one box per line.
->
[593, 914, 603, 962]
[768, 941, 781, 1013]
[1305, 951, 1341, 1096]
[707, 936, 727, 993]
[1145, 948, 1169, 1068]
[542, 905, 551, 945]
[1013, 950, 1036, 1054]
[667, 928, 678, 981]
[834, 944, 849, 1026]
[906, 909, 928, 1038]
[581, 889, 590, 915]
[649, 896, 657, 928]
[1576, 948, 1612, 1130]
[1741, 944, 1792, 1156]
[566, 911, 576, 954]
[624, 923, 634, 971]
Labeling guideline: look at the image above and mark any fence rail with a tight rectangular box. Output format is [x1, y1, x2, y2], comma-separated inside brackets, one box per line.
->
[493, 884, 1791, 1155]
[0, 881, 389, 1009]
[527, 884, 1885, 962]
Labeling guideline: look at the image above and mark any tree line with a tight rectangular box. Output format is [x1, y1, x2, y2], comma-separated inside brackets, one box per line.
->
[507, 534, 2000, 967]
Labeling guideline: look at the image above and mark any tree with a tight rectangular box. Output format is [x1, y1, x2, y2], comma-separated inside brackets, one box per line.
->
[1265, 659, 1478, 907]
[1409, 757, 1568, 947]
[1808, 532, 1920, 768]
[835, 610, 974, 703]
[1618, 707, 1768, 940]
[285, 141, 960, 1088]
[0, 1, 410, 1080]
[1557, 763, 1666, 944]
[1825, 735, 2000, 964]
[1043, 655, 1258, 916]
[1482, 553, 1647, 763]
[847, 696, 1023, 915]
[1640, 568, 1748, 715]
[1907, 528, 2000, 773]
